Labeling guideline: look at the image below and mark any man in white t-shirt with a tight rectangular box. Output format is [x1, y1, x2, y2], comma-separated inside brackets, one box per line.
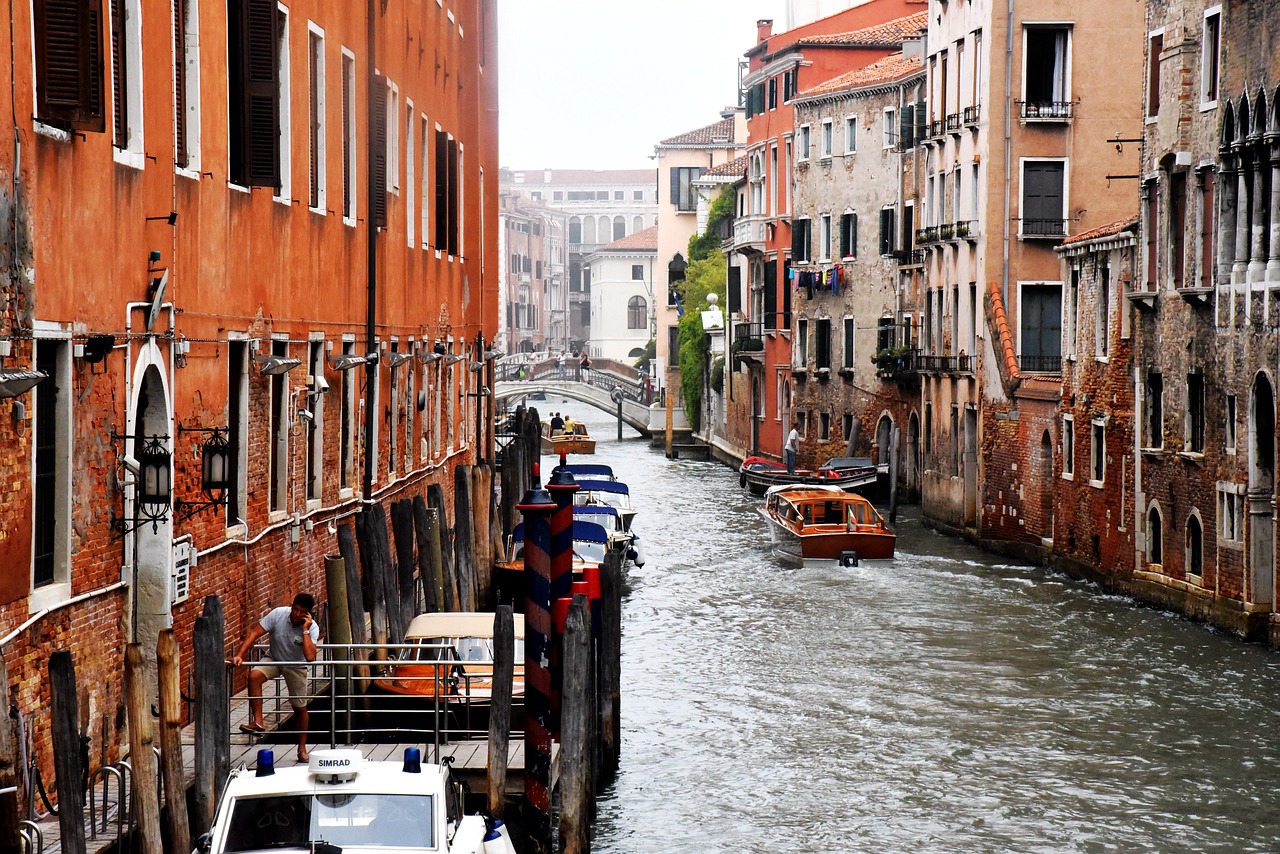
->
[232, 593, 320, 761]
[785, 420, 801, 475]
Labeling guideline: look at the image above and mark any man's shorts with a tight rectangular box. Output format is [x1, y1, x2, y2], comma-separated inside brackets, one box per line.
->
[253, 660, 309, 709]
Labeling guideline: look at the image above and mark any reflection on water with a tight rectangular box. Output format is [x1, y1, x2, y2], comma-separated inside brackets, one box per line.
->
[536, 401, 1280, 853]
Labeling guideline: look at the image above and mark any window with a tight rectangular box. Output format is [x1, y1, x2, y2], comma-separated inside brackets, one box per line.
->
[783, 69, 795, 102]
[840, 212, 857, 259]
[174, 0, 200, 169]
[845, 115, 857, 154]
[434, 128, 460, 255]
[109, 0, 144, 157]
[386, 83, 400, 193]
[1226, 393, 1237, 453]
[1096, 262, 1110, 358]
[33, 0, 106, 132]
[1170, 170, 1187, 288]
[634, 189, 643, 201]
[768, 77, 777, 110]
[272, 4, 291, 201]
[405, 102, 415, 246]
[627, 296, 646, 330]
[1145, 370, 1164, 449]
[821, 120, 833, 157]
[797, 318, 809, 368]
[815, 318, 831, 370]
[819, 215, 832, 262]
[792, 218, 811, 263]
[613, 216, 625, 241]
[306, 341, 323, 501]
[583, 302, 593, 326]
[1202, 9, 1220, 105]
[614, 190, 624, 200]
[842, 317, 855, 369]
[226, 341, 248, 523]
[32, 338, 71, 594]
[882, 107, 896, 149]
[1023, 25, 1070, 114]
[1147, 31, 1163, 118]
[670, 167, 704, 212]
[843, 413, 854, 441]
[1187, 373, 1205, 453]
[819, 413, 830, 441]
[341, 49, 356, 221]
[1062, 415, 1074, 478]
[388, 345, 401, 474]
[1218, 483, 1244, 542]
[1065, 266, 1079, 358]
[878, 207, 895, 256]
[269, 339, 289, 512]
[1017, 284, 1062, 372]
[420, 114, 430, 245]
[307, 26, 325, 211]
[877, 316, 894, 354]
[1147, 505, 1163, 564]
[1021, 160, 1066, 237]
[228, 0, 281, 187]
[1090, 418, 1106, 486]
[799, 124, 811, 160]
[1186, 516, 1204, 579]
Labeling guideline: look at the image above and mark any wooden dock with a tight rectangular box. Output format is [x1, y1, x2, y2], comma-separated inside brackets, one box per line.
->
[25, 676, 550, 854]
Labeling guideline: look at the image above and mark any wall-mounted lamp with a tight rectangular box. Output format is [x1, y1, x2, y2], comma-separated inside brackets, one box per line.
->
[253, 354, 303, 375]
[146, 211, 178, 226]
[418, 351, 443, 364]
[0, 369, 47, 399]
[482, 348, 503, 361]
[385, 351, 413, 368]
[468, 360, 485, 372]
[444, 354, 466, 365]
[328, 353, 371, 371]
[175, 426, 230, 519]
[117, 434, 172, 533]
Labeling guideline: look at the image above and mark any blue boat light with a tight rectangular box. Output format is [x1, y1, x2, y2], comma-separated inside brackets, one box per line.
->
[256, 749, 275, 777]
[402, 747, 422, 773]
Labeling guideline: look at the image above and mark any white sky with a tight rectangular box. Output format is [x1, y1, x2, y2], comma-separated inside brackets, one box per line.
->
[497, 0, 787, 171]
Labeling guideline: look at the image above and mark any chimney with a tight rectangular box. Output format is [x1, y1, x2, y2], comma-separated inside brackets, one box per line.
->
[757, 19, 773, 44]
[544, 168, 552, 183]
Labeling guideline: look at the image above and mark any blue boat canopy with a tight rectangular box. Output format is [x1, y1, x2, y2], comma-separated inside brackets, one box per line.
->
[511, 520, 610, 544]
[574, 505, 620, 519]
[561, 464, 615, 480]
[574, 479, 630, 496]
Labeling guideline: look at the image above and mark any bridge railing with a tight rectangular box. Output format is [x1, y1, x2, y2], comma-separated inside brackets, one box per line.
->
[496, 356, 649, 403]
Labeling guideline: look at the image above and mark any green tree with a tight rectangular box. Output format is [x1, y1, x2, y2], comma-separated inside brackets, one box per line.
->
[676, 247, 727, 429]
[687, 187, 736, 262]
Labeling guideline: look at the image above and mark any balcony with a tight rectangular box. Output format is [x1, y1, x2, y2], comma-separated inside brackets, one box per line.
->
[1019, 100, 1073, 121]
[963, 104, 981, 127]
[939, 222, 955, 241]
[732, 322, 765, 352]
[946, 113, 962, 134]
[1020, 218, 1067, 240]
[955, 220, 977, 239]
[1017, 354, 1062, 374]
[929, 119, 945, 139]
[894, 248, 925, 266]
[873, 348, 920, 382]
[915, 226, 940, 245]
[732, 215, 768, 254]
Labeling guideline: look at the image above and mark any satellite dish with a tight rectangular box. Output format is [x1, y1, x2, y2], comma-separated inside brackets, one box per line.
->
[146, 269, 169, 333]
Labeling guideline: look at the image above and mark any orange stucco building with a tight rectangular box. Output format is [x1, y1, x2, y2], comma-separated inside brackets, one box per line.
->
[0, 0, 496, 793]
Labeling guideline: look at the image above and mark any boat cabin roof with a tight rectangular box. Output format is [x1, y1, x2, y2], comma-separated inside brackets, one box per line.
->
[562, 464, 615, 480]
[575, 479, 629, 496]
[405, 611, 526, 641]
[511, 520, 611, 544]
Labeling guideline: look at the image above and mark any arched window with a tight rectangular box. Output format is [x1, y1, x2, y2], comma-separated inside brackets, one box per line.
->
[1148, 505, 1164, 565]
[598, 216, 610, 241]
[633, 215, 643, 232]
[583, 217, 597, 244]
[627, 296, 647, 329]
[569, 217, 582, 244]
[613, 216, 626, 240]
[1186, 515, 1203, 578]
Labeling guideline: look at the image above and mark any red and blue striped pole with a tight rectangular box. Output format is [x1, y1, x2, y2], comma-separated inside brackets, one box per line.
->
[547, 453, 578, 738]
[516, 462, 556, 846]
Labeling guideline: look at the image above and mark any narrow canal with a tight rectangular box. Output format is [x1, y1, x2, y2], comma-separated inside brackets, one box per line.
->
[539, 400, 1280, 852]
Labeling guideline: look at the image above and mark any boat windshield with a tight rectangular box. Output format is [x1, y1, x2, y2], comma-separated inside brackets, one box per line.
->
[222, 793, 435, 851]
[573, 540, 607, 563]
[410, 636, 524, 663]
[574, 491, 629, 510]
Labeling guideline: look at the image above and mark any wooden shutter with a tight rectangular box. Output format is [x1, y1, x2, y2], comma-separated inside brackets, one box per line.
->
[308, 34, 320, 208]
[791, 219, 808, 262]
[763, 260, 777, 330]
[728, 265, 741, 314]
[899, 104, 913, 149]
[342, 59, 352, 215]
[174, 0, 187, 166]
[915, 99, 928, 143]
[447, 137, 459, 256]
[781, 259, 791, 330]
[33, 0, 106, 131]
[109, 0, 125, 146]
[243, 0, 280, 188]
[371, 75, 388, 228]
[669, 167, 681, 208]
[1023, 162, 1064, 234]
[434, 128, 448, 247]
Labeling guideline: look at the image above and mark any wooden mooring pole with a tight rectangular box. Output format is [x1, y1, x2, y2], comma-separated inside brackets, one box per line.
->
[558, 595, 592, 854]
[49, 651, 86, 854]
[194, 596, 228, 834]
[158, 629, 191, 852]
[599, 552, 623, 783]
[487, 605, 514, 818]
[125, 644, 162, 854]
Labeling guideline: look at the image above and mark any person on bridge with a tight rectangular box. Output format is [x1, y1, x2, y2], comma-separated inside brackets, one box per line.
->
[557, 354, 566, 378]
[232, 593, 320, 762]
[579, 352, 591, 383]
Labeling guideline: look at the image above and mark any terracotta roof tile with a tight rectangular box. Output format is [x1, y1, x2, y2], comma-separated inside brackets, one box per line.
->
[1061, 215, 1140, 246]
[797, 12, 928, 48]
[659, 118, 737, 147]
[801, 53, 924, 97]
[598, 225, 658, 252]
[700, 154, 748, 179]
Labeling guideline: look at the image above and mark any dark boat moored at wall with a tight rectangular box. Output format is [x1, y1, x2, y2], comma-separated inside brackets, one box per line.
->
[739, 456, 880, 496]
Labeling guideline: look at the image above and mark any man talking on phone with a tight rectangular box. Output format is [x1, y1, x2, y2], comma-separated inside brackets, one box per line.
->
[232, 593, 320, 761]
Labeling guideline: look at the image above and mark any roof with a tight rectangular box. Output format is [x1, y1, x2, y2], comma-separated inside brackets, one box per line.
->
[504, 168, 656, 185]
[659, 117, 737, 147]
[597, 225, 658, 252]
[405, 611, 526, 640]
[795, 12, 928, 49]
[800, 52, 924, 98]
[1060, 215, 1140, 247]
[700, 154, 747, 180]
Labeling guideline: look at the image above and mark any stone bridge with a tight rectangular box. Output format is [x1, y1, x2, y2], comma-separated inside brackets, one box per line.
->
[494, 379, 654, 436]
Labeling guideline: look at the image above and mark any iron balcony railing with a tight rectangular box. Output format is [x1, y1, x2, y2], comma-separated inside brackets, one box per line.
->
[955, 220, 977, 239]
[946, 113, 962, 133]
[929, 119, 945, 138]
[733, 322, 765, 352]
[1019, 100, 1073, 120]
[1018, 354, 1062, 374]
[916, 226, 940, 245]
[939, 222, 956, 241]
[1021, 218, 1067, 239]
[894, 248, 926, 266]
[963, 104, 981, 126]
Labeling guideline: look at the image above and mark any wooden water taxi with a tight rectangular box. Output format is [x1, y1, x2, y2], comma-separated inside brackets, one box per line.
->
[541, 419, 596, 455]
[759, 484, 895, 563]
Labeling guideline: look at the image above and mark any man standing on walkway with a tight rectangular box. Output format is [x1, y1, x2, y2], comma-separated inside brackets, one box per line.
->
[232, 593, 320, 761]
[785, 419, 801, 475]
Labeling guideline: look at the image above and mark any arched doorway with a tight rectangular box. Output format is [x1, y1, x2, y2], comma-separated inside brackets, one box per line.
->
[128, 353, 174, 661]
[750, 374, 762, 455]
[1249, 373, 1275, 605]
[875, 415, 893, 468]
[1040, 430, 1054, 540]
[907, 412, 920, 499]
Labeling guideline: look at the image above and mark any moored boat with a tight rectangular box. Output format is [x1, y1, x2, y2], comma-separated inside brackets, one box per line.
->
[572, 479, 636, 530]
[541, 419, 596, 455]
[758, 484, 895, 563]
[739, 455, 879, 496]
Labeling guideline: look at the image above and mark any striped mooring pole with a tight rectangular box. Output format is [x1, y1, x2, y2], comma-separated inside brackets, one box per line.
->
[547, 453, 579, 738]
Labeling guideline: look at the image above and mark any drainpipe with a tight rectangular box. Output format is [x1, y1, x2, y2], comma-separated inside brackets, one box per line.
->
[362, 0, 378, 501]
[1002, 0, 1014, 307]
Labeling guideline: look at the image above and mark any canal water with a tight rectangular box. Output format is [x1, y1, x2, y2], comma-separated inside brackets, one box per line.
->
[539, 400, 1280, 853]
